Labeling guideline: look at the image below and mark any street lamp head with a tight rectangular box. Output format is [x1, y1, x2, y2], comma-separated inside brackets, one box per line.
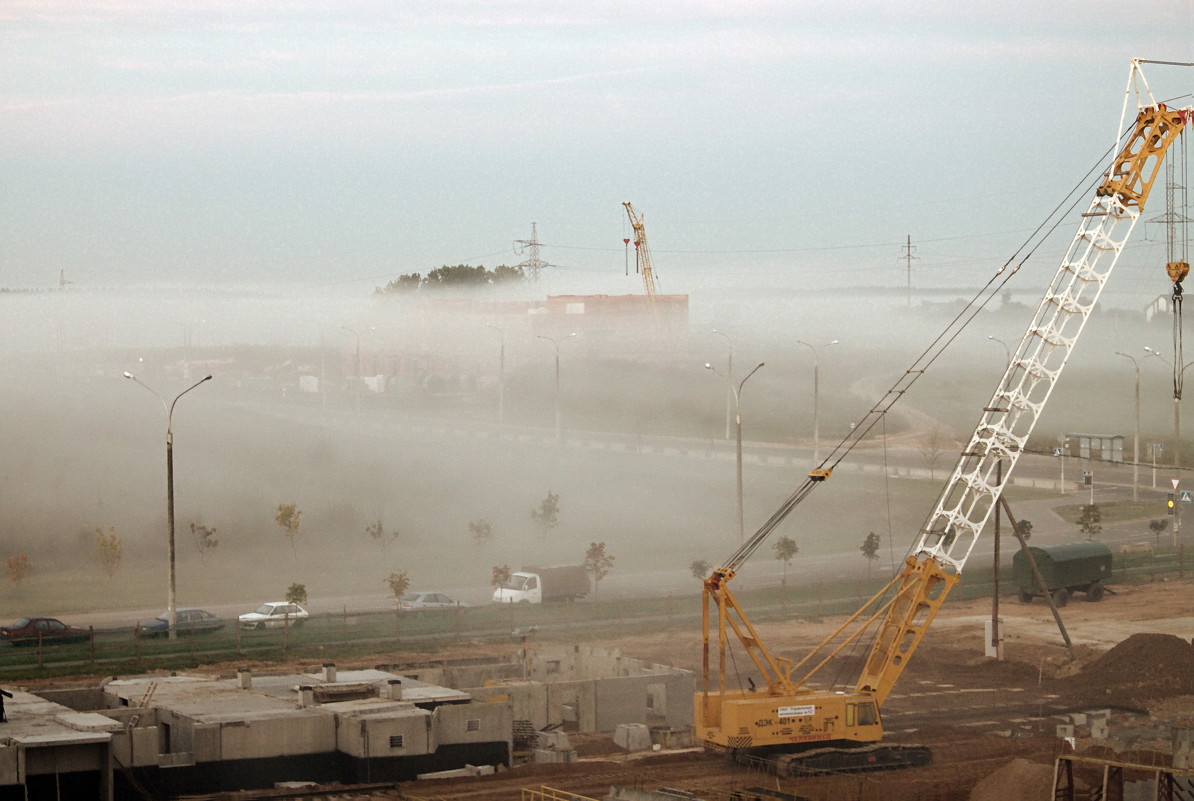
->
[827, 340, 839, 346]
[567, 332, 576, 338]
[123, 371, 134, 379]
[1145, 346, 1157, 354]
[202, 374, 213, 382]
[704, 363, 713, 370]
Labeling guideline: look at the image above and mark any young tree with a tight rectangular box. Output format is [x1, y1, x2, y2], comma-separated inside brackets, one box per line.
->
[469, 519, 493, 545]
[1077, 504, 1102, 540]
[5, 553, 30, 587]
[1012, 519, 1033, 541]
[1149, 518, 1170, 545]
[276, 503, 303, 554]
[365, 519, 400, 547]
[491, 565, 512, 593]
[919, 425, 947, 480]
[531, 491, 560, 534]
[689, 559, 711, 579]
[286, 583, 308, 605]
[384, 571, 411, 599]
[94, 526, 123, 578]
[773, 536, 799, 586]
[584, 542, 615, 594]
[190, 523, 219, 560]
[860, 531, 881, 576]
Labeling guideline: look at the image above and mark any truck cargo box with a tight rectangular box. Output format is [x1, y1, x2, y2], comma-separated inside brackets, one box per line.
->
[1012, 541, 1112, 606]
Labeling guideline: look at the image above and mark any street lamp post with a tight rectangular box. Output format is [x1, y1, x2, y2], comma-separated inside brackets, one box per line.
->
[712, 330, 733, 440]
[987, 335, 1012, 372]
[1115, 350, 1154, 501]
[486, 325, 506, 425]
[341, 326, 368, 413]
[1144, 347, 1193, 469]
[705, 361, 765, 544]
[796, 339, 838, 464]
[124, 371, 213, 640]
[537, 333, 576, 441]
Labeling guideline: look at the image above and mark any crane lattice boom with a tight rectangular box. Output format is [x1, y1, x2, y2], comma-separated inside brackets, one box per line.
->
[696, 61, 1190, 754]
[622, 202, 658, 297]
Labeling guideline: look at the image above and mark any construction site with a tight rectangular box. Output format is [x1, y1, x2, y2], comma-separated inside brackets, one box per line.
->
[3, 55, 1194, 801]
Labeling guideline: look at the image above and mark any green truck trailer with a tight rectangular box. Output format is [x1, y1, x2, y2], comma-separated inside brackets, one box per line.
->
[1012, 541, 1112, 607]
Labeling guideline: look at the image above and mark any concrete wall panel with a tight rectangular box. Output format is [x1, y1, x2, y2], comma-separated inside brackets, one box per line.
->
[0, 745, 19, 786]
[219, 716, 334, 760]
[433, 701, 511, 748]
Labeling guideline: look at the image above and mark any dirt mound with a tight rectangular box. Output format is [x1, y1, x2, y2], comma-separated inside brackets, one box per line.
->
[969, 757, 1053, 801]
[1058, 633, 1194, 708]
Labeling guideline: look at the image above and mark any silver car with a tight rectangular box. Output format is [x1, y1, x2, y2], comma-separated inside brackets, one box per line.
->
[397, 592, 468, 611]
[238, 602, 308, 629]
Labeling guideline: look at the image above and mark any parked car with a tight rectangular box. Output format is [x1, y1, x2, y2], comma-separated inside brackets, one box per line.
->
[238, 602, 309, 629]
[397, 592, 469, 611]
[0, 617, 89, 646]
[138, 608, 225, 637]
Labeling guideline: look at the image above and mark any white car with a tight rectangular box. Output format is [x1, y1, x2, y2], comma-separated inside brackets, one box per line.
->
[397, 591, 469, 611]
[238, 602, 309, 629]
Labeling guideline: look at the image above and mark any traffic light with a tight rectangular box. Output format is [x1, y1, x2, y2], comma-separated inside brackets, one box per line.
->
[1168, 494, 1176, 515]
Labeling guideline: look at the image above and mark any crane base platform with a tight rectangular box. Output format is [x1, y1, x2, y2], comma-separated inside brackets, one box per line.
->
[735, 742, 932, 775]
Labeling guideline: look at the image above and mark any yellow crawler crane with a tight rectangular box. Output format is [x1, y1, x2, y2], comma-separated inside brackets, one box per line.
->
[622, 201, 658, 298]
[696, 60, 1190, 772]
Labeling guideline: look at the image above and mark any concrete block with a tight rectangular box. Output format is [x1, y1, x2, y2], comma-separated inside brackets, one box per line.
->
[417, 764, 496, 779]
[1176, 752, 1191, 770]
[613, 723, 652, 752]
[1173, 726, 1194, 753]
[533, 747, 577, 764]
[1069, 713, 1087, 726]
[538, 730, 571, 751]
[1056, 724, 1075, 739]
[1091, 724, 1109, 741]
[650, 726, 695, 749]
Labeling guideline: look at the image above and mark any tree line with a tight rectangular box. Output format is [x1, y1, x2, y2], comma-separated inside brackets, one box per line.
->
[375, 264, 525, 295]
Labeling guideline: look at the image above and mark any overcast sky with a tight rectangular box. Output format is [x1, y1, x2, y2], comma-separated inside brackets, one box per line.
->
[1, 1, 1192, 295]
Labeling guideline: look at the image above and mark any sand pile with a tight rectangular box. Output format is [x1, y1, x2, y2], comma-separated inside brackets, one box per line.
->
[969, 757, 1053, 801]
[1059, 633, 1194, 709]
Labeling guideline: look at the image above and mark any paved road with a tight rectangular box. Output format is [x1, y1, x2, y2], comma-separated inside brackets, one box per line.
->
[63, 403, 1193, 632]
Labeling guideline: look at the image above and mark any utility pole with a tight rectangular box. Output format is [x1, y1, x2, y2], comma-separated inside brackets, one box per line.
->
[514, 222, 558, 281]
[899, 235, 918, 306]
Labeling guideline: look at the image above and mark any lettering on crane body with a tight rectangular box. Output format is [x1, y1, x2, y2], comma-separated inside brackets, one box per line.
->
[777, 704, 816, 719]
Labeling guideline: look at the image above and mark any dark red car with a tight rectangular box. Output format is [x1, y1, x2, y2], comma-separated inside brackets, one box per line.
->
[0, 617, 88, 646]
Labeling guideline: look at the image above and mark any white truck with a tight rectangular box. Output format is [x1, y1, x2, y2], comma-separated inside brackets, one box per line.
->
[492, 565, 590, 604]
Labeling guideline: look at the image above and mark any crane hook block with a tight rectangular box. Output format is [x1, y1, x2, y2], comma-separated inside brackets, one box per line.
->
[808, 468, 833, 481]
[1168, 261, 1190, 285]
